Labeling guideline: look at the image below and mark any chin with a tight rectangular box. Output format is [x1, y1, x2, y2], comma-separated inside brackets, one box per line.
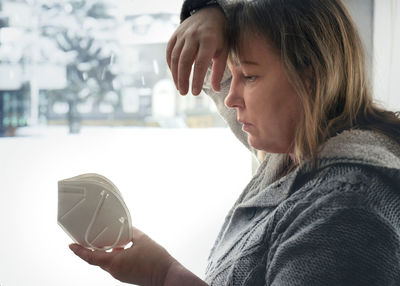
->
[248, 136, 266, 151]
[248, 136, 290, 153]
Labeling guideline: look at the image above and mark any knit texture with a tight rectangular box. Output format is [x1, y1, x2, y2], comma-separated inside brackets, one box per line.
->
[201, 34, 400, 286]
[204, 160, 400, 286]
[180, 2, 400, 284]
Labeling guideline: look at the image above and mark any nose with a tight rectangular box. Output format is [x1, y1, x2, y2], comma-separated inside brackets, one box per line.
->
[224, 77, 244, 109]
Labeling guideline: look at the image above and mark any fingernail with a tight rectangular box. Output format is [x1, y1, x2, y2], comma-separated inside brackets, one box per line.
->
[69, 244, 78, 252]
[192, 87, 199, 95]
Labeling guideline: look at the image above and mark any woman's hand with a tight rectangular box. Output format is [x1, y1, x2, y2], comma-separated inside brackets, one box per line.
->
[69, 227, 177, 285]
[166, 7, 228, 95]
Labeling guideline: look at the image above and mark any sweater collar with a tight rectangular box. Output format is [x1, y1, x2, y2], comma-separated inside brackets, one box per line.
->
[308, 129, 400, 171]
[239, 130, 400, 209]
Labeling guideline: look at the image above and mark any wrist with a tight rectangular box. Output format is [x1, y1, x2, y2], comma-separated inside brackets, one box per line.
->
[189, 0, 219, 16]
[162, 261, 182, 286]
[163, 261, 208, 286]
[180, 0, 222, 22]
[150, 254, 177, 286]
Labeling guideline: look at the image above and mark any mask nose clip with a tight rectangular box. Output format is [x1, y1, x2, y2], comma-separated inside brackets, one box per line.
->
[84, 190, 126, 251]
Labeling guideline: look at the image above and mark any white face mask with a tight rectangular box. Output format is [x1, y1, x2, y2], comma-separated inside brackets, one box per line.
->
[58, 173, 133, 251]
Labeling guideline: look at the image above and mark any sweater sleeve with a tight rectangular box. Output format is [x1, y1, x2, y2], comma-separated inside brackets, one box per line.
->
[203, 65, 258, 155]
[266, 202, 400, 285]
[180, 0, 229, 23]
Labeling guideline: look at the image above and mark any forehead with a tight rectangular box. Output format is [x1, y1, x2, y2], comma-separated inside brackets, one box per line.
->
[229, 33, 280, 67]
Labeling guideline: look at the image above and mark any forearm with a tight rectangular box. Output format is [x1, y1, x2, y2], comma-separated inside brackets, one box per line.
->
[163, 261, 208, 286]
[175, 0, 257, 156]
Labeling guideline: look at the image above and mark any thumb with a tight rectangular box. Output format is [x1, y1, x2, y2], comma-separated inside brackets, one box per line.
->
[211, 49, 228, 92]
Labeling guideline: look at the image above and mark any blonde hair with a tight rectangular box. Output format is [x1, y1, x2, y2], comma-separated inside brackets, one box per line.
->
[228, 0, 400, 167]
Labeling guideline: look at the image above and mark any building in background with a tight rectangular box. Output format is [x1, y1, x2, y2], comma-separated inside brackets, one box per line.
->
[0, 0, 225, 136]
[0, 0, 399, 136]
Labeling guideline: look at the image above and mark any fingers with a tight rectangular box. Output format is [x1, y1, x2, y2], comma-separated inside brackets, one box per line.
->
[170, 39, 185, 90]
[166, 33, 179, 87]
[69, 244, 112, 268]
[178, 41, 199, 95]
[166, 33, 177, 70]
[166, 7, 228, 96]
[169, 38, 216, 96]
[211, 48, 229, 92]
[167, 27, 209, 95]
[192, 42, 214, 95]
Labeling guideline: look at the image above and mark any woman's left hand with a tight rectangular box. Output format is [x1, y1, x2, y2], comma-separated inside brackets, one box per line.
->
[69, 227, 177, 285]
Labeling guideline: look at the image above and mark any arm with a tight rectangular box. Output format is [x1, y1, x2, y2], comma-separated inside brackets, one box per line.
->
[167, 0, 257, 155]
[267, 204, 400, 285]
[164, 262, 209, 286]
[70, 227, 208, 286]
[166, 4, 228, 96]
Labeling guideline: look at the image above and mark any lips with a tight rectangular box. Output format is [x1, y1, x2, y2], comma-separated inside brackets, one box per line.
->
[238, 119, 253, 132]
[238, 118, 251, 125]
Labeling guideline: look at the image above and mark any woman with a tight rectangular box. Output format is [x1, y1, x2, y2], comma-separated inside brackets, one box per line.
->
[70, 0, 400, 285]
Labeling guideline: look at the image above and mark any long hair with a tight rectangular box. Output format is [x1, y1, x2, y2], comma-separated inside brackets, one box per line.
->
[227, 0, 400, 166]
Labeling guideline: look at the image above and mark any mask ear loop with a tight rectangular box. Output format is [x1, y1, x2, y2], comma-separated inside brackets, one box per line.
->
[84, 190, 126, 251]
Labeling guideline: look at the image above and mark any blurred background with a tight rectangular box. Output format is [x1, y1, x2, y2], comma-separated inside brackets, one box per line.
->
[0, 0, 228, 134]
[0, 0, 399, 285]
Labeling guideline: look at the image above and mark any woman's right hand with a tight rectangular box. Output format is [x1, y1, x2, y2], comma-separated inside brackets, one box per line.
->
[166, 6, 228, 96]
[69, 226, 209, 286]
[69, 227, 177, 285]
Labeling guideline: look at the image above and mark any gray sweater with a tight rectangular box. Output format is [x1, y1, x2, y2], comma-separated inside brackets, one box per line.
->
[201, 37, 400, 286]
[180, 2, 400, 285]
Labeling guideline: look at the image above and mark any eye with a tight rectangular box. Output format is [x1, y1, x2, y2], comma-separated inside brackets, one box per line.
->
[243, 75, 257, 82]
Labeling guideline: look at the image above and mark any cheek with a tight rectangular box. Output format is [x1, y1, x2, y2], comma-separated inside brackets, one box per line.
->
[276, 81, 302, 122]
[247, 78, 301, 128]
[260, 90, 301, 141]
[288, 93, 303, 125]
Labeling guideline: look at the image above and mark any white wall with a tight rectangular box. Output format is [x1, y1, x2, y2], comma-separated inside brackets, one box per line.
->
[344, 0, 374, 71]
[344, 0, 400, 112]
[373, 0, 400, 111]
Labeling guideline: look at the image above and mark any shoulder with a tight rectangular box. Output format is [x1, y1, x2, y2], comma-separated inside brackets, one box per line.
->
[266, 164, 400, 285]
[293, 162, 399, 209]
[276, 162, 400, 245]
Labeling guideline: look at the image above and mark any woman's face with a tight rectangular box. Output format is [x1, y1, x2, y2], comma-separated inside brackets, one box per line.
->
[225, 33, 302, 154]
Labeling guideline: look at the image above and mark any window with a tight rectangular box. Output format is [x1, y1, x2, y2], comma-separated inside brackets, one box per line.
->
[0, 0, 252, 285]
[1, 0, 398, 285]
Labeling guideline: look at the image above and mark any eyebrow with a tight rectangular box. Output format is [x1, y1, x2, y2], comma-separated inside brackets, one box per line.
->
[240, 60, 260, 66]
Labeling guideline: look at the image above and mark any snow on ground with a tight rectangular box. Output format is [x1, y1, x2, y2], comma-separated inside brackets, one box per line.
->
[0, 126, 253, 285]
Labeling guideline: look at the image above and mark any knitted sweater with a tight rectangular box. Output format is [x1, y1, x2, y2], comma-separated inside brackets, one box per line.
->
[204, 128, 400, 286]
[205, 72, 400, 286]
[180, 2, 400, 285]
